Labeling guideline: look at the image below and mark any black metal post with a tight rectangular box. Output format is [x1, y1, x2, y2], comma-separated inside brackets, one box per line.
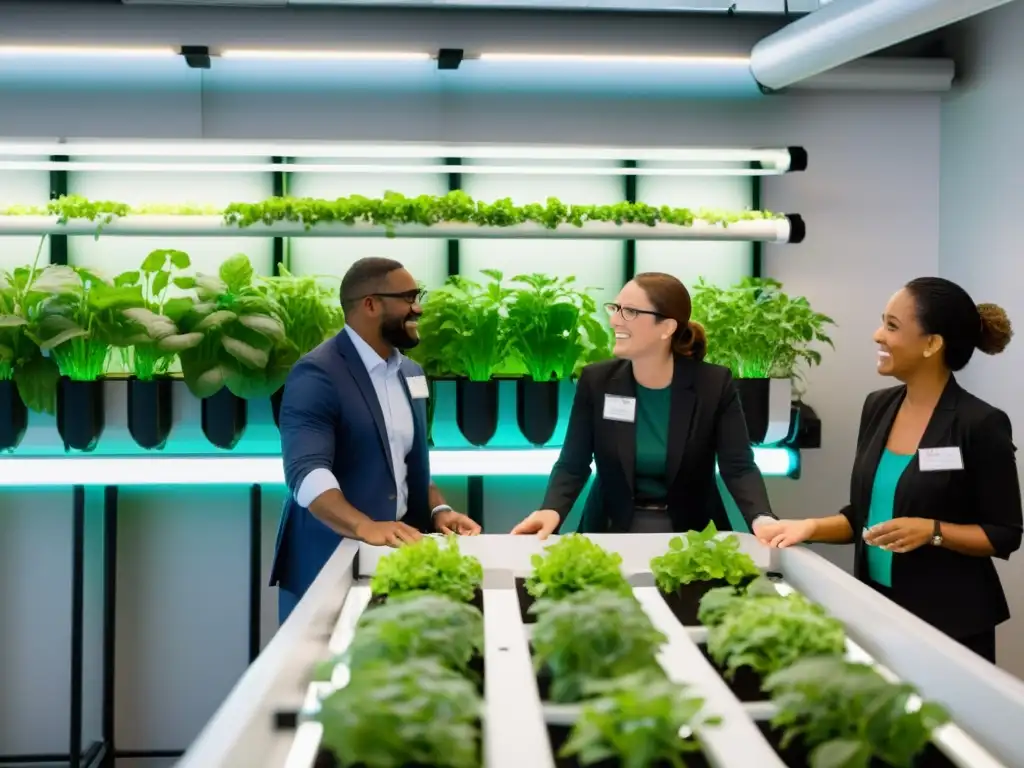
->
[50, 155, 69, 266]
[101, 487, 118, 768]
[751, 171, 763, 278]
[466, 476, 484, 527]
[272, 157, 287, 276]
[70, 486, 86, 768]
[623, 159, 637, 281]
[249, 484, 263, 663]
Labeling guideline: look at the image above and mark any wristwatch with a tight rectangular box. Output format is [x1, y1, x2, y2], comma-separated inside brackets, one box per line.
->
[930, 519, 943, 547]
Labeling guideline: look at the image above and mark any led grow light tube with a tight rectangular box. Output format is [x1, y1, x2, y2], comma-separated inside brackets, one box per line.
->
[220, 49, 431, 61]
[0, 45, 176, 58]
[479, 53, 750, 65]
[0, 448, 795, 487]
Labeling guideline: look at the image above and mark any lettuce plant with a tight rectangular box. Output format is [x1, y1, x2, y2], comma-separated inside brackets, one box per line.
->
[370, 535, 483, 603]
[764, 657, 950, 768]
[262, 265, 344, 357]
[317, 657, 481, 768]
[561, 671, 718, 768]
[344, 593, 483, 678]
[706, 593, 846, 681]
[696, 576, 780, 628]
[650, 522, 761, 592]
[531, 589, 666, 703]
[526, 534, 632, 601]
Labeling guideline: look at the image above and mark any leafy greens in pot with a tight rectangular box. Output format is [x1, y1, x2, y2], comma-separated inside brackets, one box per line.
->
[561, 670, 719, 768]
[764, 657, 950, 768]
[262, 265, 344, 357]
[526, 533, 632, 601]
[650, 521, 761, 593]
[317, 657, 481, 768]
[369, 534, 483, 603]
[696, 575, 781, 628]
[530, 589, 667, 703]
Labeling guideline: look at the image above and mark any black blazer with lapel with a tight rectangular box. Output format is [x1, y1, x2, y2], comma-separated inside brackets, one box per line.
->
[843, 378, 1023, 638]
[541, 355, 775, 534]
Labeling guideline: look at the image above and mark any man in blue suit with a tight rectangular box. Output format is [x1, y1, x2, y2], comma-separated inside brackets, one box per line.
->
[270, 257, 481, 622]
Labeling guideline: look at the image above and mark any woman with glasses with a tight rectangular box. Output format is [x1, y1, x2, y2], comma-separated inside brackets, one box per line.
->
[512, 272, 778, 539]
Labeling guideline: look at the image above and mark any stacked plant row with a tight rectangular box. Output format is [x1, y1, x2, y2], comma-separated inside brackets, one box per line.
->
[310, 536, 486, 768]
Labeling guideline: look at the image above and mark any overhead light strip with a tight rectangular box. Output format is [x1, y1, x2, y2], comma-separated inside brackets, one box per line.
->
[0, 448, 795, 487]
[478, 53, 751, 65]
[0, 45, 177, 58]
[219, 49, 431, 61]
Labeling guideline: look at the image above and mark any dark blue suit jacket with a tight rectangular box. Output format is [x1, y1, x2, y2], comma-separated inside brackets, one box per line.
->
[269, 330, 432, 607]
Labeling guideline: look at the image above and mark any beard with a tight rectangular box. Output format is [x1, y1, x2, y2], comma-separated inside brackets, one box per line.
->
[381, 311, 421, 350]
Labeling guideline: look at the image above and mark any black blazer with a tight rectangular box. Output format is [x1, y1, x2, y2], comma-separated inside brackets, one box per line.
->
[843, 377, 1023, 638]
[541, 355, 775, 534]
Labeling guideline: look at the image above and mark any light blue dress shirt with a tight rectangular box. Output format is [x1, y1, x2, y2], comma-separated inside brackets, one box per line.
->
[295, 326, 416, 520]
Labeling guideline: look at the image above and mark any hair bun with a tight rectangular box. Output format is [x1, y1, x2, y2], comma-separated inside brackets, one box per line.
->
[977, 303, 1013, 355]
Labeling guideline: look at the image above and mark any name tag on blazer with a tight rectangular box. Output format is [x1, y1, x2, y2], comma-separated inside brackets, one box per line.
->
[603, 395, 636, 423]
[406, 376, 430, 399]
[918, 446, 964, 472]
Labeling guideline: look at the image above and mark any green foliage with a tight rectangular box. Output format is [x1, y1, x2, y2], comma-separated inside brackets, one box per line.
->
[317, 658, 481, 768]
[690, 276, 835, 380]
[526, 534, 632, 601]
[696, 576, 780, 628]
[262, 265, 345, 358]
[650, 522, 761, 593]
[505, 273, 613, 381]
[764, 657, 950, 768]
[175, 254, 298, 399]
[115, 248, 202, 380]
[370, 535, 483, 603]
[706, 592, 846, 680]
[531, 589, 666, 703]
[345, 593, 483, 678]
[561, 671, 717, 768]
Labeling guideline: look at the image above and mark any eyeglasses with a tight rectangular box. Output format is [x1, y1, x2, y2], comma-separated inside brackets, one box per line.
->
[604, 303, 664, 321]
[347, 289, 426, 306]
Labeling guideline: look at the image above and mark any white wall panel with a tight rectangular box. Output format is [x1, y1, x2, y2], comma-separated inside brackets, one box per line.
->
[0, 160, 50, 271]
[287, 159, 449, 289]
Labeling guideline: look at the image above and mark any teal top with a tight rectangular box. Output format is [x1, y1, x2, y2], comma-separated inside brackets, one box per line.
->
[635, 384, 672, 502]
[866, 448, 914, 588]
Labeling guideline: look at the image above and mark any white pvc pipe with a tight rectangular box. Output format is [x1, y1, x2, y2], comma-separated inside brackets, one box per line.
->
[750, 0, 1017, 91]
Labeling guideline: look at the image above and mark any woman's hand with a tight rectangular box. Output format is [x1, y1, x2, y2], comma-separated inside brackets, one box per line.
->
[511, 509, 561, 539]
[755, 518, 818, 548]
[863, 517, 933, 553]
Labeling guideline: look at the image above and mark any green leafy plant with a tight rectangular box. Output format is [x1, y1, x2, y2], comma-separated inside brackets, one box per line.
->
[764, 657, 950, 768]
[176, 254, 297, 398]
[531, 589, 666, 703]
[505, 273, 612, 381]
[650, 521, 761, 593]
[344, 593, 483, 678]
[115, 248, 203, 380]
[690, 277, 835, 379]
[706, 593, 846, 681]
[696, 576, 781, 628]
[262, 265, 344, 357]
[526, 534, 632, 601]
[317, 657, 481, 768]
[0, 236, 60, 413]
[370, 534, 483, 603]
[24, 264, 144, 381]
[561, 671, 718, 768]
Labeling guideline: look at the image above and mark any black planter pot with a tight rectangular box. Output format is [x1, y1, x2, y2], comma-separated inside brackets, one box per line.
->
[660, 579, 730, 626]
[516, 378, 560, 446]
[57, 377, 105, 452]
[270, 386, 284, 429]
[128, 376, 173, 450]
[202, 388, 248, 450]
[736, 377, 771, 443]
[455, 378, 499, 447]
[0, 379, 28, 451]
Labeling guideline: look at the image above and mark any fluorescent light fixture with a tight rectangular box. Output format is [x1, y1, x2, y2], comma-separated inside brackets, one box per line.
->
[220, 49, 431, 61]
[479, 53, 750, 65]
[0, 160, 778, 177]
[0, 45, 176, 58]
[0, 448, 795, 487]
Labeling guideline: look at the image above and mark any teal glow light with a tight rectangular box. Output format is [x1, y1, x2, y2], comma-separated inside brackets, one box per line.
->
[0, 447, 796, 487]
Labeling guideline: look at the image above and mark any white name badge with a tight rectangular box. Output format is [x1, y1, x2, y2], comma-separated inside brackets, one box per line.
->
[603, 395, 636, 423]
[406, 376, 430, 399]
[918, 446, 964, 472]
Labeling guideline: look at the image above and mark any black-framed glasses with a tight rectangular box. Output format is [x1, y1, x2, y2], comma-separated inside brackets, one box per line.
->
[348, 289, 426, 306]
[604, 303, 664, 321]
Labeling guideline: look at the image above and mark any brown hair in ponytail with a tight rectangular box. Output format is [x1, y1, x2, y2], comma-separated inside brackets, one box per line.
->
[632, 272, 707, 362]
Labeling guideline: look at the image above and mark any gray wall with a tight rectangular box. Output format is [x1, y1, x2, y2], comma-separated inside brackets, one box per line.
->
[939, 0, 1024, 681]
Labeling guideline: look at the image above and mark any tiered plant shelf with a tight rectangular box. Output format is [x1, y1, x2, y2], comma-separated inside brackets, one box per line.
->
[178, 534, 1024, 768]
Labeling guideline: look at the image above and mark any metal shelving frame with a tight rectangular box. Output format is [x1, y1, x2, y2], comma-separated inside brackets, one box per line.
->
[178, 534, 1024, 768]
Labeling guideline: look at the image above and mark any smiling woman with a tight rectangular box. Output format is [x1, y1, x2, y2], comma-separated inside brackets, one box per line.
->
[757, 276, 1022, 664]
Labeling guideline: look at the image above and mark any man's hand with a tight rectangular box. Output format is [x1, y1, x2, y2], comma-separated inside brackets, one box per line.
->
[510, 509, 560, 539]
[755, 518, 817, 548]
[354, 520, 422, 548]
[863, 517, 933, 553]
[434, 510, 482, 536]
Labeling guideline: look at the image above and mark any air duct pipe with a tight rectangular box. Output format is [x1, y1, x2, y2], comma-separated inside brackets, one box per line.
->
[749, 0, 1017, 91]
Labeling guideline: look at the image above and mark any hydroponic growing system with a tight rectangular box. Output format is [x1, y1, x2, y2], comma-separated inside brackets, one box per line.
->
[179, 533, 1024, 768]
